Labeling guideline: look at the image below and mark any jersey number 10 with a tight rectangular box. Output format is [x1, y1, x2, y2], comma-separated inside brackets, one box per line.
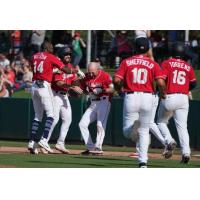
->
[33, 61, 44, 73]
[173, 70, 186, 85]
[132, 68, 148, 84]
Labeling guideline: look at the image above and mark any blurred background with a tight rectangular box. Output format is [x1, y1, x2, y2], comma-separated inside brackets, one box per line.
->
[0, 30, 200, 99]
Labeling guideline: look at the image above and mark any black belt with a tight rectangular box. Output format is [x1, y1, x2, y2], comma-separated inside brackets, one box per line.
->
[126, 91, 153, 94]
[55, 91, 67, 95]
[167, 92, 185, 95]
[91, 97, 107, 101]
[35, 80, 45, 88]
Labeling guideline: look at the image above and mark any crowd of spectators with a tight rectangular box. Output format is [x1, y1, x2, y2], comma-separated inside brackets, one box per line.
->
[0, 30, 200, 98]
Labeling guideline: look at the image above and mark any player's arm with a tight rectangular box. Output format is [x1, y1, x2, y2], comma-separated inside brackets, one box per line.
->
[102, 74, 114, 94]
[113, 60, 126, 92]
[51, 54, 85, 77]
[56, 80, 83, 94]
[189, 67, 197, 91]
[103, 83, 114, 94]
[189, 81, 197, 91]
[156, 78, 166, 99]
[155, 63, 167, 99]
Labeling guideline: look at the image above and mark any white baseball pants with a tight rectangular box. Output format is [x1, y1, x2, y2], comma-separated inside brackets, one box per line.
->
[123, 92, 153, 164]
[157, 94, 190, 156]
[31, 81, 55, 122]
[47, 91, 72, 145]
[79, 97, 111, 150]
[149, 95, 165, 146]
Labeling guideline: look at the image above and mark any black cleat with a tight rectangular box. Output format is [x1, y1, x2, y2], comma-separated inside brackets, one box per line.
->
[81, 149, 91, 155]
[163, 141, 177, 159]
[90, 148, 103, 155]
[139, 162, 147, 168]
[180, 155, 190, 164]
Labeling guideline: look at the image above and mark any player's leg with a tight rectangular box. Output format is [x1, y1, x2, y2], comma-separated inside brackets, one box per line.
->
[157, 99, 175, 145]
[28, 89, 44, 154]
[137, 93, 153, 167]
[38, 84, 55, 153]
[123, 93, 140, 140]
[55, 97, 72, 154]
[79, 104, 97, 153]
[173, 96, 190, 163]
[92, 100, 111, 153]
[157, 97, 177, 158]
[46, 94, 62, 143]
[149, 95, 165, 146]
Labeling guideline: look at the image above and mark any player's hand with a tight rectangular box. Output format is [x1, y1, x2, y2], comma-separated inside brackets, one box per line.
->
[53, 68, 61, 74]
[77, 70, 85, 79]
[160, 92, 166, 99]
[93, 88, 102, 95]
[71, 86, 83, 94]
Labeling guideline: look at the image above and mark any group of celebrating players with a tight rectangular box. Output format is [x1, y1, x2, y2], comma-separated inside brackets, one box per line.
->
[27, 36, 197, 168]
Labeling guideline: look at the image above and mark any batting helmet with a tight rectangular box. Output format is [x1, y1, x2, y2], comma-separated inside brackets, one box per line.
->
[135, 37, 150, 54]
[57, 46, 72, 60]
[170, 42, 186, 58]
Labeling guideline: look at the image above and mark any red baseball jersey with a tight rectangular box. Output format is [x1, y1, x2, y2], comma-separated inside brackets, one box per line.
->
[81, 70, 112, 97]
[161, 58, 196, 94]
[115, 54, 163, 92]
[52, 72, 77, 92]
[32, 52, 65, 83]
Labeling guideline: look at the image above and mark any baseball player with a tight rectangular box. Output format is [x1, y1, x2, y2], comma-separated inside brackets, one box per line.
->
[114, 37, 166, 168]
[46, 46, 83, 153]
[129, 92, 166, 158]
[157, 42, 197, 164]
[79, 62, 114, 155]
[28, 41, 85, 154]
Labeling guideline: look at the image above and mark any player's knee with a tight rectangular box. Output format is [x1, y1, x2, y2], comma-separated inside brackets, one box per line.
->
[53, 117, 59, 126]
[79, 120, 87, 130]
[34, 115, 43, 122]
[123, 127, 131, 139]
[97, 125, 104, 134]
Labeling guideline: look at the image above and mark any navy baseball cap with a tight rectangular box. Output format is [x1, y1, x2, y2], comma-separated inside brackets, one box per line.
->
[135, 37, 150, 54]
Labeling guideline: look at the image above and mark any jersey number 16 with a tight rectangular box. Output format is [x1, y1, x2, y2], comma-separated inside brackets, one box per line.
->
[173, 70, 186, 85]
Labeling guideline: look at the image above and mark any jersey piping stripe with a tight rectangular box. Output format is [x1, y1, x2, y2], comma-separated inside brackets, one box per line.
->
[47, 84, 55, 117]
[115, 74, 124, 79]
[98, 101, 110, 149]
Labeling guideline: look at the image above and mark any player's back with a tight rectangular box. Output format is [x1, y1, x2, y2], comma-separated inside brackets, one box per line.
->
[117, 54, 161, 93]
[161, 58, 196, 94]
[32, 52, 64, 83]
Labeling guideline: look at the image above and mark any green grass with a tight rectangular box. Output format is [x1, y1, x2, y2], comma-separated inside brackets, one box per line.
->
[0, 140, 200, 168]
[0, 153, 199, 168]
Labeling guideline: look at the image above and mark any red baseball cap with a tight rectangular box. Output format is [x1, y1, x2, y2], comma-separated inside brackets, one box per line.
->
[74, 32, 80, 37]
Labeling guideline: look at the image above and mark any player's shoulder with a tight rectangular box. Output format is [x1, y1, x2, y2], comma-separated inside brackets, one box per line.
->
[100, 70, 111, 78]
[160, 57, 172, 67]
[67, 63, 74, 69]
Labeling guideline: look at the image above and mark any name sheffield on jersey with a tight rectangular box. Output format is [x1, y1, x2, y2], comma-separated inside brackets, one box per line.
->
[126, 58, 154, 69]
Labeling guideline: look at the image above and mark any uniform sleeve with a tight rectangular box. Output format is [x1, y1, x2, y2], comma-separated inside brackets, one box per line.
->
[80, 79, 86, 90]
[154, 63, 166, 80]
[104, 73, 113, 85]
[189, 66, 196, 82]
[66, 74, 78, 85]
[51, 55, 65, 69]
[53, 73, 63, 83]
[160, 61, 168, 80]
[114, 60, 126, 79]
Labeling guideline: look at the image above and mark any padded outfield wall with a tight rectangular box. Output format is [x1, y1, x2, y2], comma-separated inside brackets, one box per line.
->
[0, 97, 200, 149]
